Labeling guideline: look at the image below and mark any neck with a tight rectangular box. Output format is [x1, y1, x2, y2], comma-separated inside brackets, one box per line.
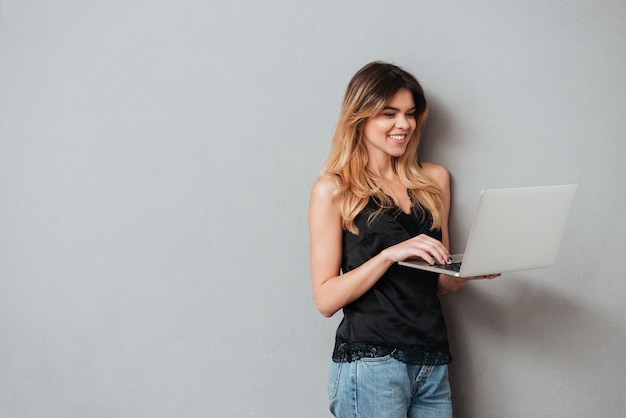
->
[366, 154, 396, 178]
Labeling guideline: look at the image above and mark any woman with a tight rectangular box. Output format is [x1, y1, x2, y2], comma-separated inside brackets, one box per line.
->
[309, 61, 498, 417]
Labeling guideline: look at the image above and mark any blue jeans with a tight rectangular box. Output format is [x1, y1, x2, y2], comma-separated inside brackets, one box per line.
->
[328, 355, 452, 418]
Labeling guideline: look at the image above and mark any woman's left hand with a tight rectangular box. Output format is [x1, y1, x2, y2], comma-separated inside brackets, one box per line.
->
[466, 273, 501, 280]
[437, 273, 501, 295]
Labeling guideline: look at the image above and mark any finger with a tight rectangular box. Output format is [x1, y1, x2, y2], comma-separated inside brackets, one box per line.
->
[431, 245, 451, 265]
[404, 235, 450, 265]
[415, 250, 436, 265]
[415, 237, 450, 264]
[417, 247, 447, 265]
[482, 274, 500, 279]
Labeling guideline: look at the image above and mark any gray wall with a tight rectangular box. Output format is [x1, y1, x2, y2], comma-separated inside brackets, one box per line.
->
[1, 1, 624, 417]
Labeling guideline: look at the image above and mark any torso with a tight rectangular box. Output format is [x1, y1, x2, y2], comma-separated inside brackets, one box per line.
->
[333, 197, 452, 365]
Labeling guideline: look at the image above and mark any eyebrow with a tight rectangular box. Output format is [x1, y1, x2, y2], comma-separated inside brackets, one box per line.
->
[383, 106, 417, 112]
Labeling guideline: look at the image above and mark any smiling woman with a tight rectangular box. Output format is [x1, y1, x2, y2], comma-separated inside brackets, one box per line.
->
[362, 88, 417, 161]
[308, 61, 498, 418]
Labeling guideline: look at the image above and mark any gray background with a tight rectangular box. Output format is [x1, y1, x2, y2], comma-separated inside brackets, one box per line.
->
[1, 1, 625, 417]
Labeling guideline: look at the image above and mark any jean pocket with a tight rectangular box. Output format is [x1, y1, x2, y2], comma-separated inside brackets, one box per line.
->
[358, 350, 396, 363]
[328, 361, 342, 401]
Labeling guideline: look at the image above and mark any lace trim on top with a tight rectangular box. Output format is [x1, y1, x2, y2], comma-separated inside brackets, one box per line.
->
[333, 341, 452, 366]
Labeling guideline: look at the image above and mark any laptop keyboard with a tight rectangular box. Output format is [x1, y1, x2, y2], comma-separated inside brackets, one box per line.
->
[435, 262, 463, 272]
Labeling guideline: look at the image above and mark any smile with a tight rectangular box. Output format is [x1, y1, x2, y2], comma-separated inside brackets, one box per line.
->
[388, 134, 407, 142]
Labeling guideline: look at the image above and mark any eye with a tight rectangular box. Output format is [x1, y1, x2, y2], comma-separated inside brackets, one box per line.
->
[406, 112, 416, 118]
[383, 112, 396, 118]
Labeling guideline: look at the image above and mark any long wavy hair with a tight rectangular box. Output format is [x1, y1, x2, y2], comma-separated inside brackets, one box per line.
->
[320, 61, 443, 234]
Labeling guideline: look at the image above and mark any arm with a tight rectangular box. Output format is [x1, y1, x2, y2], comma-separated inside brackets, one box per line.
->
[309, 175, 450, 317]
[308, 176, 392, 317]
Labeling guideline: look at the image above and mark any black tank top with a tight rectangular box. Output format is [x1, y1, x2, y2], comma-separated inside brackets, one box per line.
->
[332, 197, 452, 365]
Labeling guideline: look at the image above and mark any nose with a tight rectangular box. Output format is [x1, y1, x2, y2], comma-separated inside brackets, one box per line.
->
[395, 114, 410, 129]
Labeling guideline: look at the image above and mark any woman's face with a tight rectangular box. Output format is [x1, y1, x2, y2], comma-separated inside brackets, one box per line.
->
[362, 88, 417, 161]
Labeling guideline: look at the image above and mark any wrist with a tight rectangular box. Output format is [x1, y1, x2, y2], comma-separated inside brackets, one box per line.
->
[378, 248, 397, 267]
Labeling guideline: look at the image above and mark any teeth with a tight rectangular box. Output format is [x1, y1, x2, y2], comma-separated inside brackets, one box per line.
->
[389, 135, 406, 140]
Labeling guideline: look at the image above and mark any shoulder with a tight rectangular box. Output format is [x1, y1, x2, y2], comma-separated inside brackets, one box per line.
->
[310, 174, 340, 201]
[310, 174, 342, 216]
[309, 174, 343, 233]
[421, 162, 450, 190]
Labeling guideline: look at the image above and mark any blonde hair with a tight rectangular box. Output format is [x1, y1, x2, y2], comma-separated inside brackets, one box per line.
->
[320, 61, 443, 234]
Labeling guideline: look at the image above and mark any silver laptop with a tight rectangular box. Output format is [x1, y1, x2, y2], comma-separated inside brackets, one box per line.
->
[398, 184, 578, 277]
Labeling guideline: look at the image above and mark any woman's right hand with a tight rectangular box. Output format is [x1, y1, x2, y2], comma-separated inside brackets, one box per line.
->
[381, 234, 451, 266]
